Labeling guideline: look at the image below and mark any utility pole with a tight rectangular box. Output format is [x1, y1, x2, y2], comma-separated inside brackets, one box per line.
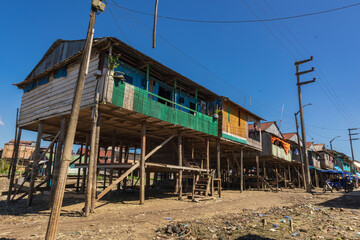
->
[295, 56, 315, 193]
[45, 1, 105, 239]
[330, 136, 340, 150]
[294, 113, 306, 189]
[348, 128, 359, 173]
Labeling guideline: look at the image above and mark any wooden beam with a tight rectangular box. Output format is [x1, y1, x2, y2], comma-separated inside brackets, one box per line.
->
[205, 138, 210, 171]
[256, 155, 260, 191]
[216, 140, 221, 179]
[145, 135, 175, 160]
[7, 128, 22, 204]
[240, 150, 244, 193]
[140, 121, 146, 204]
[178, 130, 183, 200]
[84, 104, 99, 217]
[27, 122, 43, 206]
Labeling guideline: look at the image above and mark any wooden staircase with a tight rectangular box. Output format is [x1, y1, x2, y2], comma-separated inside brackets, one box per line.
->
[275, 170, 295, 189]
[191, 173, 221, 201]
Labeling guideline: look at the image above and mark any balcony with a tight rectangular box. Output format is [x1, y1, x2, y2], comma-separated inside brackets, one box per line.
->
[272, 144, 292, 162]
[111, 80, 218, 136]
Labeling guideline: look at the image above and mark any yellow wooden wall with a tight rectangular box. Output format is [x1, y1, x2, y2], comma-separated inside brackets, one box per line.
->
[222, 101, 247, 139]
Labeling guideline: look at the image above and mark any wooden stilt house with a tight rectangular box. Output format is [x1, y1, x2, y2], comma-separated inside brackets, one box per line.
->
[8, 37, 263, 208]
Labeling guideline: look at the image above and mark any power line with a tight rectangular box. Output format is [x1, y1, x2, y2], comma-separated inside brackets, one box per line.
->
[108, 0, 297, 122]
[107, 2, 360, 24]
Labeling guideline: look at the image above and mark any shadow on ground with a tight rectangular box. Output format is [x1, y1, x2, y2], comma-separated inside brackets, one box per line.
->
[317, 190, 360, 210]
[0, 188, 183, 217]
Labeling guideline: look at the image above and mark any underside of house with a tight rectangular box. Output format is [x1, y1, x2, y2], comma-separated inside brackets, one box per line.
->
[7, 37, 310, 213]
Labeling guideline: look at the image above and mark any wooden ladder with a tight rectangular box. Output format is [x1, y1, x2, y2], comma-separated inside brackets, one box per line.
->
[258, 175, 277, 192]
[192, 174, 213, 201]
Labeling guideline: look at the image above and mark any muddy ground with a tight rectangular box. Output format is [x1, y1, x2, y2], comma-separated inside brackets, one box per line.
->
[0, 178, 359, 240]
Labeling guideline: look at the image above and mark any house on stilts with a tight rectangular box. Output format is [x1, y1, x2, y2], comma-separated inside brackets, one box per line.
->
[8, 37, 264, 209]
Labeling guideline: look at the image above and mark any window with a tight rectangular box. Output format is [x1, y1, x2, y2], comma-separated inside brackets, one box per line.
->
[228, 106, 231, 122]
[53, 66, 67, 79]
[124, 75, 133, 84]
[238, 110, 241, 126]
[37, 75, 49, 86]
[24, 74, 50, 93]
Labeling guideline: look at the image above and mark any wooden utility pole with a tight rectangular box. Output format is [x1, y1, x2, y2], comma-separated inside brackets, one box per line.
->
[295, 112, 306, 189]
[152, 0, 159, 48]
[45, 1, 104, 238]
[295, 56, 315, 193]
[348, 128, 359, 173]
[240, 150, 244, 192]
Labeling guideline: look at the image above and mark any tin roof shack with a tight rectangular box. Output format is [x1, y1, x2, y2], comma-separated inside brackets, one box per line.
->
[244, 122, 297, 190]
[313, 144, 334, 170]
[306, 142, 321, 169]
[10, 37, 264, 207]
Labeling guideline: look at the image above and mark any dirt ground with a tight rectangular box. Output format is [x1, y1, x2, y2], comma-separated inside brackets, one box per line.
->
[0, 178, 360, 240]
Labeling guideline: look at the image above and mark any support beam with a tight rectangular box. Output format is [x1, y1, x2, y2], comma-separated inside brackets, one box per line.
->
[84, 105, 99, 217]
[109, 130, 116, 186]
[256, 155, 260, 191]
[27, 122, 43, 206]
[240, 150, 244, 192]
[81, 135, 90, 193]
[76, 144, 84, 192]
[205, 138, 210, 171]
[178, 130, 183, 200]
[91, 109, 101, 213]
[49, 117, 66, 208]
[275, 165, 279, 191]
[7, 128, 22, 204]
[140, 121, 146, 204]
[216, 140, 221, 179]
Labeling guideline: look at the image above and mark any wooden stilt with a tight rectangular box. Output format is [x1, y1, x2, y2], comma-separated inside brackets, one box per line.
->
[91, 110, 101, 213]
[146, 170, 151, 196]
[28, 122, 43, 206]
[288, 164, 292, 186]
[140, 121, 146, 204]
[178, 130, 183, 200]
[81, 135, 90, 193]
[240, 150, 244, 192]
[275, 165, 279, 191]
[256, 155, 260, 190]
[226, 156, 230, 189]
[46, 143, 54, 188]
[205, 138, 209, 171]
[84, 105, 99, 217]
[314, 169, 319, 188]
[109, 130, 116, 186]
[49, 117, 66, 208]
[76, 144, 84, 192]
[216, 140, 221, 197]
[7, 128, 22, 204]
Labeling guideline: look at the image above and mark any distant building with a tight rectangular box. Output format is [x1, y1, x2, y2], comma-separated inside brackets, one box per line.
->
[1, 140, 36, 161]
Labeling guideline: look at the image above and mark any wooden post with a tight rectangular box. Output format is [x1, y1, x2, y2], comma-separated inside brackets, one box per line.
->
[109, 131, 116, 187]
[226, 156, 230, 189]
[297, 166, 301, 188]
[49, 117, 66, 208]
[76, 144, 84, 192]
[28, 122, 43, 206]
[256, 155, 260, 190]
[81, 135, 90, 192]
[178, 130, 183, 200]
[314, 170, 319, 188]
[7, 128, 22, 204]
[288, 164, 292, 186]
[146, 169, 151, 196]
[140, 121, 146, 204]
[91, 110, 101, 213]
[240, 150, 244, 192]
[205, 138, 209, 171]
[216, 140, 221, 179]
[275, 165, 279, 191]
[84, 105, 99, 217]
[46, 143, 54, 188]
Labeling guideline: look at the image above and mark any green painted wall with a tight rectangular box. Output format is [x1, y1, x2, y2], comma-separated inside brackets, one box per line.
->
[112, 80, 218, 136]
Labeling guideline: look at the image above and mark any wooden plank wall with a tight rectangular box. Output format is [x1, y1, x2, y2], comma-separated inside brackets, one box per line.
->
[222, 101, 247, 139]
[19, 54, 100, 127]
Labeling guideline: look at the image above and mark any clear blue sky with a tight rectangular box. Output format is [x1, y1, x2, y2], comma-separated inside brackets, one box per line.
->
[0, 0, 359, 158]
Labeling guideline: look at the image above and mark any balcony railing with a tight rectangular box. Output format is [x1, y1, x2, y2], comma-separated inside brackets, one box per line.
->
[112, 80, 218, 136]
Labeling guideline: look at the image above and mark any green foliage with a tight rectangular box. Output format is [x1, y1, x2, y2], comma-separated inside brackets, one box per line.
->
[0, 159, 10, 174]
[109, 53, 121, 70]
